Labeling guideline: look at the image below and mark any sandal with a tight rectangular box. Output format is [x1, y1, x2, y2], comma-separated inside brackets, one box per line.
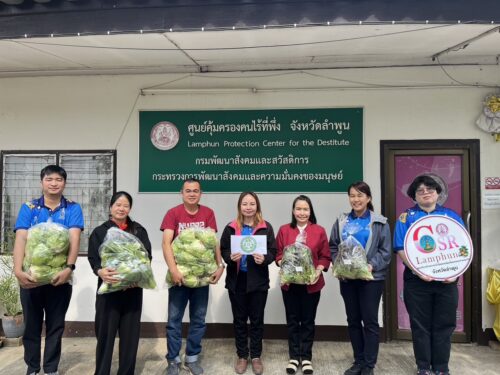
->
[286, 359, 299, 374]
[302, 360, 314, 375]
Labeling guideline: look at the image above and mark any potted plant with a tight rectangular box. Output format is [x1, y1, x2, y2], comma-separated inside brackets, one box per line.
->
[0, 254, 24, 338]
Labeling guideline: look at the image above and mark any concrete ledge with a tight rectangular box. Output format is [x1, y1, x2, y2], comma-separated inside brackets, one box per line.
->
[488, 340, 500, 350]
[0, 336, 23, 347]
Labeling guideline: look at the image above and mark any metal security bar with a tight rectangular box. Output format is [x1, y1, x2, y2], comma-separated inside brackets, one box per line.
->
[60, 153, 114, 253]
[1, 154, 56, 251]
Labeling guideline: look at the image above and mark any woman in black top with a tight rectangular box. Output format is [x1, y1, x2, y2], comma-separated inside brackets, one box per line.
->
[88, 191, 152, 375]
[220, 191, 276, 375]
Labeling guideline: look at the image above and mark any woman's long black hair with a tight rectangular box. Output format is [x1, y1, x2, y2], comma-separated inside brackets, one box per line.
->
[348, 181, 374, 212]
[290, 195, 317, 228]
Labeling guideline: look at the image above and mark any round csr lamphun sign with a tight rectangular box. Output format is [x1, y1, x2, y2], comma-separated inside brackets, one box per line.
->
[150, 121, 180, 150]
[404, 215, 473, 281]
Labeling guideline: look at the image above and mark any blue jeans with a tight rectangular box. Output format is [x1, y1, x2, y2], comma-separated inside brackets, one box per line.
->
[166, 285, 209, 363]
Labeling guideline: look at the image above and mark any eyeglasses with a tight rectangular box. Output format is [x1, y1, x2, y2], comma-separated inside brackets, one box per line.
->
[415, 187, 436, 195]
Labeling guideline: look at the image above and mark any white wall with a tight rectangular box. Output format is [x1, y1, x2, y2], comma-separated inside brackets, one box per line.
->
[1, 66, 498, 330]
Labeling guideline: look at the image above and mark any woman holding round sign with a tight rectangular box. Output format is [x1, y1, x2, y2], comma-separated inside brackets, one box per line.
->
[275, 195, 331, 375]
[220, 191, 277, 375]
[393, 175, 472, 375]
[329, 181, 392, 375]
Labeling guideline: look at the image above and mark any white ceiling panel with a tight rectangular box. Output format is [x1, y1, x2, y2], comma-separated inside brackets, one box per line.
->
[0, 24, 498, 77]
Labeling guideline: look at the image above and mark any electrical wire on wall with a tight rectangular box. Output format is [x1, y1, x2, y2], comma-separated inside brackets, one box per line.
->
[114, 93, 141, 149]
[7, 23, 461, 51]
[139, 68, 499, 92]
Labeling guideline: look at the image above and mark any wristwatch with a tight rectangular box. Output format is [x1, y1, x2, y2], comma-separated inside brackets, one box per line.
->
[66, 264, 76, 271]
[218, 263, 225, 269]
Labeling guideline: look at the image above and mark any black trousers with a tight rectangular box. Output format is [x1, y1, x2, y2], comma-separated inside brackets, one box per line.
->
[228, 273, 268, 359]
[20, 283, 72, 375]
[339, 279, 384, 369]
[403, 268, 458, 373]
[94, 287, 143, 375]
[282, 284, 321, 361]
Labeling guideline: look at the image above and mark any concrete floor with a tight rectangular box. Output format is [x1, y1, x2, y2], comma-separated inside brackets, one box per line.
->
[0, 337, 499, 375]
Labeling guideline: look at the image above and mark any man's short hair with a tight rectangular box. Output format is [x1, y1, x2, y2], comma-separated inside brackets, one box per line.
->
[182, 178, 201, 189]
[406, 174, 442, 200]
[40, 165, 67, 181]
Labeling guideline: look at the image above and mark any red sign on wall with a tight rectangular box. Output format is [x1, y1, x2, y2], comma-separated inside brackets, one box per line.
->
[485, 177, 500, 189]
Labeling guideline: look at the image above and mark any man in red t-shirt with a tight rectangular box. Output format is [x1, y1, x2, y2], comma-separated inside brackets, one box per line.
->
[161, 178, 224, 375]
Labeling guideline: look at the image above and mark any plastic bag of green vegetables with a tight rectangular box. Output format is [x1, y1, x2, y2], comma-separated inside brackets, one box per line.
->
[24, 222, 70, 284]
[280, 242, 316, 285]
[97, 227, 156, 294]
[332, 235, 373, 280]
[166, 228, 218, 288]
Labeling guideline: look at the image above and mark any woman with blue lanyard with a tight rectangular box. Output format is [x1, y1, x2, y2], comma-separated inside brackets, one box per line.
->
[329, 181, 392, 375]
[393, 175, 464, 375]
[220, 191, 277, 375]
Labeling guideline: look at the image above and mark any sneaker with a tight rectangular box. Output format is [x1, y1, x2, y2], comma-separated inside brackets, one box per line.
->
[417, 370, 433, 375]
[361, 368, 374, 375]
[251, 358, 264, 375]
[345, 364, 364, 375]
[183, 360, 204, 375]
[167, 361, 181, 375]
[434, 372, 450, 375]
[28, 373, 39, 375]
[235, 357, 248, 374]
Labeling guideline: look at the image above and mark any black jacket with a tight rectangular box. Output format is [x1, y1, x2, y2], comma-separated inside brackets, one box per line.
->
[87, 219, 152, 288]
[220, 220, 276, 293]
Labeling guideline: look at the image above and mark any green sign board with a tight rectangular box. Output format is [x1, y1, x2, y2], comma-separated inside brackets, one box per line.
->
[139, 108, 363, 192]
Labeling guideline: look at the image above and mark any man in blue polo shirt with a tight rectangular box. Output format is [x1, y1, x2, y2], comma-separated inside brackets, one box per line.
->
[13, 165, 84, 375]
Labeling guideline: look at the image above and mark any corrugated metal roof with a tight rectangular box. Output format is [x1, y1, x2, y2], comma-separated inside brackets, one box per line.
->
[0, 0, 499, 39]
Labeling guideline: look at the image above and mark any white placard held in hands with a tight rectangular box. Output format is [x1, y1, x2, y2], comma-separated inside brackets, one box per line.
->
[230, 235, 267, 255]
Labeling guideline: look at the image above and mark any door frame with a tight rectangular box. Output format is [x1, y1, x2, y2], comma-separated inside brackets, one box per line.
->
[380, 139, 482, 343]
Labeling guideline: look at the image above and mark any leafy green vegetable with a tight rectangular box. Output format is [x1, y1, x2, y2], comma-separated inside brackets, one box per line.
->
[184, 239, 206, 255]
[48, 254, 67, 268]
[195, 230, 217, 249]
[97, 227, 157, 294]
[27, 222, 70, 254]
[165, 271, 174, 286]
[190, 264, 206, 277]
[30, 244, 52, 266]
[29, 265, 62, 284]
[332, 235, 373, 280]
[166, 228, 218, 288]
[280, 243, 316, 285]
[178, 229, 196, 244]
[204, 261, 218, 275]
[24, 222, 70, 284]
[183, 275, 200, 288]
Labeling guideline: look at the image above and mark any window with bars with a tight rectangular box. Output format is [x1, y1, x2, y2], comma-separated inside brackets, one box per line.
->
[1, 151, 116, 254]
